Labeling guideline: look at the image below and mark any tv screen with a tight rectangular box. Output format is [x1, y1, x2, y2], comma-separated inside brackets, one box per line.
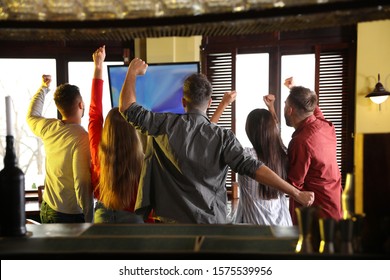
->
[107, 62, 199, 114]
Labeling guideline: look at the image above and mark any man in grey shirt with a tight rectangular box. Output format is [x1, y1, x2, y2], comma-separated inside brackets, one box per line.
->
[119, 58, 314, 224]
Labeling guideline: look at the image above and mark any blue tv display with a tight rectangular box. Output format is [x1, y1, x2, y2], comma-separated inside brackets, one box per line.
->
[107, 62, 199, 114]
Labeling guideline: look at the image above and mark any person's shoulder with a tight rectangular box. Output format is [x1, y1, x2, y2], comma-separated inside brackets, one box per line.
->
[316, 116, 335, 130]
[210, 123, 236, 137]
[290, 129, 312, 148]
[68, 124, 88, 136]
[33, 115, 57, 122]
[74, 128, 90, 146]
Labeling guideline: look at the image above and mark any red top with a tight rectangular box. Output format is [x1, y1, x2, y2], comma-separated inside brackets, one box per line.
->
[88, 78, 137, 212]
[288, 106, 342, 224]
[88, 79, 103, 200]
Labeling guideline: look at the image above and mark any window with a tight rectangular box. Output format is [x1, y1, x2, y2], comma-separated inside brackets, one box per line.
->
[0, 59, 57, 190]
[236, 53, 269, 148]
[204, 52, 235, 186]
[202, 26, 356, 187]
[0, 42, 127, 190]
[316, 47, 355, 178]
[280, 54, 315, 146]
[0, 59, 123, 190]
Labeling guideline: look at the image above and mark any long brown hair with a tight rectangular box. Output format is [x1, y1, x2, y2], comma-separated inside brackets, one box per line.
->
[245, 109, 288, 199]
[98, 107, 144, 210]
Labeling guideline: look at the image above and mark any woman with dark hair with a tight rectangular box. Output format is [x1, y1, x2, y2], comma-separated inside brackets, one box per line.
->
[89, 46, 145, 223]
[236, 96, 292, 226]
[211, 92, 292, 225]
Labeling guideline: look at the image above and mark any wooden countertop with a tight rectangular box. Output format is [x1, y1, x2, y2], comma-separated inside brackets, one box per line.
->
[0, 223, 300, 258]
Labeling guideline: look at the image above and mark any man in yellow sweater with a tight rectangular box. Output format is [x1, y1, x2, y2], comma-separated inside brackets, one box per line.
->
[26, 75, 93, 223]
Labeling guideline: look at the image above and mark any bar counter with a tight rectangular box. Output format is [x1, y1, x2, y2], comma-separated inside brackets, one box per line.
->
[0, 223, 302, 258]
[1, 223, 386, 259]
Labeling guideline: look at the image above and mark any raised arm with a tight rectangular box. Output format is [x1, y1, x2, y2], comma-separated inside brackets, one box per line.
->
[210, 91, 237, 123]
[26, 75, 52, 136]
[119, 58, 148, 113]
[263, 94, 279, 125]
[88, 46, 106, 192]
[93, 45, 105, 80]
[27, 75, 52, 118]
[262, 76, 294, 125]
[284, 76, 294, 89]
[89, 46, 106, 123]
[89, 46, 106, 130]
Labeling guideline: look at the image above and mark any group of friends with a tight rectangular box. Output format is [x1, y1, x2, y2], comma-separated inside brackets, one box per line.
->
[26, 45, 342, 226]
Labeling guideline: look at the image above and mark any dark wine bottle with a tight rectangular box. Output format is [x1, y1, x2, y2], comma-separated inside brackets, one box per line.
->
[0, 135, 26, 237]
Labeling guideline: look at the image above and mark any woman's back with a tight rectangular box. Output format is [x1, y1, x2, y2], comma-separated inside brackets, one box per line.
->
[235, 108, 292, 226]
[237, 147, 292, 226]
[89, 46, 145, 224]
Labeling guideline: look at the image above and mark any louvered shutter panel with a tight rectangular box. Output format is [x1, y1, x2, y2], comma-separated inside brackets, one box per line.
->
[316, 47, 354, 187]
[204, 51, 236, 187]
[205, 52, 235, 130]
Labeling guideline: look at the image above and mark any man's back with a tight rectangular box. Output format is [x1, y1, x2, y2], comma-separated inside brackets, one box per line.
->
[288, 109, 342, 221]
[120, 63, 315, 224]
[26, 81, 93, 222]
[124, 103, 260, 223]
[38, 121, 91, 216]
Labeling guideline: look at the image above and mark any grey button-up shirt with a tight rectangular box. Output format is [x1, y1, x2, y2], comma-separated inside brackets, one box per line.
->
[122, 102, 263, 223]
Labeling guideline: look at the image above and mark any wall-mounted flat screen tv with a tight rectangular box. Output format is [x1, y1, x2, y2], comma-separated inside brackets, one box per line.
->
[107, 62, 200, 114]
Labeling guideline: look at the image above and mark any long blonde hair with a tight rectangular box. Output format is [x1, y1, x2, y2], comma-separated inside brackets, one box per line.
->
[98, 108, 144, 210]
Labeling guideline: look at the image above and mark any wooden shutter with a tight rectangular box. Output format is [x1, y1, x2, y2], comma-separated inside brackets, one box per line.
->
[203, 51, 236, 187]
[316, 45, 355, 187]
[205, 52, 235, 130]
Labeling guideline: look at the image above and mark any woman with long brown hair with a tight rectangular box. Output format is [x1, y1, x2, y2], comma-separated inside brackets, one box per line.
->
[89, 45, 144, 223]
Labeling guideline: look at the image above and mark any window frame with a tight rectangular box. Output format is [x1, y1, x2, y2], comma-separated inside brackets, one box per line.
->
[201, 26, 356, 188]
[0, 41, 132, 190]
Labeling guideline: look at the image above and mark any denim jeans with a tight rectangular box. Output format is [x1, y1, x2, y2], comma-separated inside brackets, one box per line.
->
[94, 201, 144, 224]
[40, 200, 85, 223]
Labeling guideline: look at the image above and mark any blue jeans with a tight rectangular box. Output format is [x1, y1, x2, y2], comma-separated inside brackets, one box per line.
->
[94, 201, 144, 224]
[40, 200, 85, 223]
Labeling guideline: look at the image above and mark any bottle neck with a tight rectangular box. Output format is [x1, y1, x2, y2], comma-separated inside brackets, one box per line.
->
[4, 135, 17, 167]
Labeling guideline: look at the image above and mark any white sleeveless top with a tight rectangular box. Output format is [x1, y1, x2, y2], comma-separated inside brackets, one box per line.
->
[235, 147, 292, 226]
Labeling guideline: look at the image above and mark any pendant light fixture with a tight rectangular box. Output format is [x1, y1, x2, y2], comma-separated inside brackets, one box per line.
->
[365, 73, 390, 110]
